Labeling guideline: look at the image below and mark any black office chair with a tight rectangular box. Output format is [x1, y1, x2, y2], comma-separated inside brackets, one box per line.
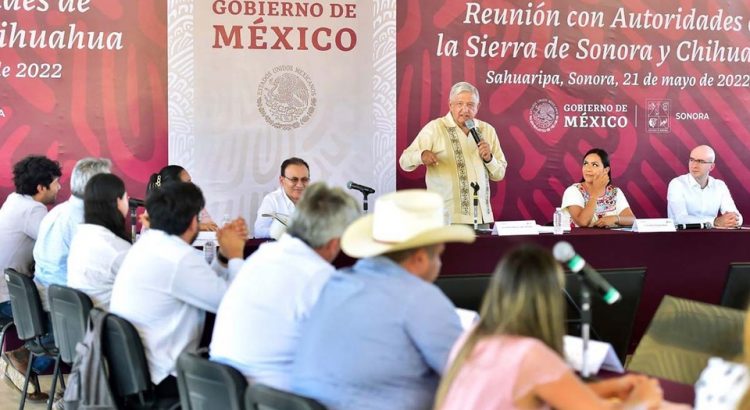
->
[0, 311, 14, 358]
[101, 313, 179, 409]
[245, 383, 326, 410]
[47, 284, 93, 404]
[4, 268, 61, 410]
[176, 350, 247, 410]
[720, 262, 750, 310]
[565, 267, 646, 361]
[433, 274, 491, 311]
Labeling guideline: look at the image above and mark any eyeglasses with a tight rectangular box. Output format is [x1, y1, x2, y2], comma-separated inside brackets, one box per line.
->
[450, 101, 478, 111]
[283, 176, 310, 185]
[689, 157, 713, 165]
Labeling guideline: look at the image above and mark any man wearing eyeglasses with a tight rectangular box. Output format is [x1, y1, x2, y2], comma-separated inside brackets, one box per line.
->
[667, 145, 742, 228]
[399, 82, 507, 226]
[254, 157, 311, 238]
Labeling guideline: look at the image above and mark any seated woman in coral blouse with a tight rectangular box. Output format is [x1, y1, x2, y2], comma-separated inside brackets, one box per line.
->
[434, 245, 665, 410]
[561, 148, 635, 228]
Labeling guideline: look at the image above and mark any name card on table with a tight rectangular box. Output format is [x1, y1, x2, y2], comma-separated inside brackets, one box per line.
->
[493, 220, 539, 236]
[564, 335, 624, 375]
[455, 308, 479, 330]
[632, 218, 677, 233]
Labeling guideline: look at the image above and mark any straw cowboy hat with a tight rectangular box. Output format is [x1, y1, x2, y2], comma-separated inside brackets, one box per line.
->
[341, 189, 475, 258]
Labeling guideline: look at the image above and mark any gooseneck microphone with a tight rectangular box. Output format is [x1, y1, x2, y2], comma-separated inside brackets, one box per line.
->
[128, 198, 145, 208]
[346, 181, 375, 195]
[553, 241, 622, 305]
[464, 119, 482, 145]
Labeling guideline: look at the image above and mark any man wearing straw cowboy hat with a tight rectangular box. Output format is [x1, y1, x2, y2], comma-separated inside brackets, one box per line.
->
[290, 189, 475, 410]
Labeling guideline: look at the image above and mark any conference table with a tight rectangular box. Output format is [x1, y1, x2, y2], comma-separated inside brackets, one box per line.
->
[245, 228, 750, 351]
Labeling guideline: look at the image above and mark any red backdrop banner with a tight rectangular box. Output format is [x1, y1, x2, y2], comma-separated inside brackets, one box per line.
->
[0, 1, 167, 201]
[397, 1, 750, 222]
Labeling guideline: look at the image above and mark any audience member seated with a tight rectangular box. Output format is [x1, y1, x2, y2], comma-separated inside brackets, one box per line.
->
[145, 165, 219, 231]
[67, 173, 132, 309]
[694, 308, 750, 409]
[562, 148, 635, 228]
[290, 190, 475, 410]
[667, 144, 742, 228]
[435, 245, 664, 410]
[0, 155, 61, 400]
[33, 157, 111, 306]
[109, 182, 246, 398]
[254, 157, 310, 239]
[210, 182, 359, 389]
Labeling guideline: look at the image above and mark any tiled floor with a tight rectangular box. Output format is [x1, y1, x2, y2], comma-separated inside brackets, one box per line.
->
[0, 372, 55, 410]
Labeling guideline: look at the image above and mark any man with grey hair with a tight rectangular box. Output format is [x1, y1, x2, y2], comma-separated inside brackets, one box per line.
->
[667, 144, 742, 228]
[399, 81, 507, 225]
[34, 157, 112, 296]
[210, 182, 359, 389]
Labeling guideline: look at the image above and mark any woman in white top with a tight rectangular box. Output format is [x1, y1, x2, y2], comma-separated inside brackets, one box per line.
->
[67, 173, 132, 309]
[561, 148, 635, 228]
[144, 165, 218, 231]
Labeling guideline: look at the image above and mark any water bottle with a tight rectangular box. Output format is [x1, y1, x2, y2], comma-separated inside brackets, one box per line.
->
[204, 240, 216, 264]
[221, 214, 231, 228]
[553, 207, 564, 235]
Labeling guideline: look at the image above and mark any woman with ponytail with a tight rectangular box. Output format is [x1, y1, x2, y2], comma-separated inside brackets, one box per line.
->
[143, 165, 219, 231]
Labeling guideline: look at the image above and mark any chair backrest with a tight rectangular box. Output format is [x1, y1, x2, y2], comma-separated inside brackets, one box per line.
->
[565, 267, 646, 361]
[176, 351, 247, 410]
[433, 274, 490, 311]
[4, 268, 47, 340]
[48, 284, 94, 363]
[245, 384, 326, 410]
[720, 262, 750, 310]
[628, 295, 744, 384]
[101, 313, 153, 400]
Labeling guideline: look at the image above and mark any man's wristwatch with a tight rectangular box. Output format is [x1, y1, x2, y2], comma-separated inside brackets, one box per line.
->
[217, 252, 229, 264]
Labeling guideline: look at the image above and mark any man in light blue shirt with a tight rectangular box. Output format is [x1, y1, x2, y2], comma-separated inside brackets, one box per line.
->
[291, 190, 475, 410]
[33, 157, 111, 306]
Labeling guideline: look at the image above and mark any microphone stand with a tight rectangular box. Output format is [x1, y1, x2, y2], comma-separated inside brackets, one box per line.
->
[564, 287, 600, 339]
[355, 191, 372, 213]
[578, 276, 593, 379]
[470, 182, 480, 230]
[130, 206, 138, 243]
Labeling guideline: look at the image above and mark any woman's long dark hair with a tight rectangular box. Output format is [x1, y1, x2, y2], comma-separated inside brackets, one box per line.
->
[84, 173, 130, 242]
[146, 165, 186, 197]
[579, 147, 613, 184]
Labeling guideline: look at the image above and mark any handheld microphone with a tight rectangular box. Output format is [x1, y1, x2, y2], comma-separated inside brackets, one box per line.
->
[676, 222, 711, 230]
[346, 181, 375, 195]
[553, 241, 621, 305]
[128, 198, 145, 208]
[464, 119, 482, 145]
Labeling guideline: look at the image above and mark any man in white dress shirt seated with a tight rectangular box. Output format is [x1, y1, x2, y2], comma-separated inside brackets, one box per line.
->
[667, 145, 742, 228]
[253, 157, 310, 238]
[109, 182, 246, 398]
[0, 155, 61, 400]
[211, 182, 359, 389]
